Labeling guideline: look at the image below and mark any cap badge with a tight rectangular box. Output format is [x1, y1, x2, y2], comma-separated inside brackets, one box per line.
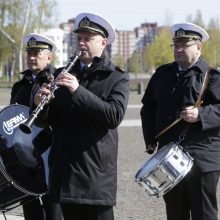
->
[28, 37, 37, 47]
[176, 28, 186, 37]
[79, 17, 90, 28]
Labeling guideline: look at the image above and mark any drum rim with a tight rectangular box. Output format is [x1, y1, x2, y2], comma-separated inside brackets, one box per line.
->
[0, 161, 47, 196]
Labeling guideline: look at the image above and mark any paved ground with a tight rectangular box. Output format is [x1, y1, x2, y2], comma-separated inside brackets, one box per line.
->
[0, 88, 220, 219]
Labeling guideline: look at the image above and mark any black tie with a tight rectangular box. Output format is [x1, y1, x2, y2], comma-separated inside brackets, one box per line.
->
[178, 70, 185, 79]
[82, 65, 88, 73]
[179, 70, 185, 75]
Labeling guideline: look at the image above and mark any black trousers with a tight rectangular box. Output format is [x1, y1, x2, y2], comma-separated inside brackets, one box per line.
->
[163, 165, 220, 220]
[60, 203, 114, 220]
[23, 194, 63, 220]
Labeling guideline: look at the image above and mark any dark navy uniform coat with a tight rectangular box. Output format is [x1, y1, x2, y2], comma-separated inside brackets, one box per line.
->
[35, 56, 130, 205]
[141, 58, 220, 172]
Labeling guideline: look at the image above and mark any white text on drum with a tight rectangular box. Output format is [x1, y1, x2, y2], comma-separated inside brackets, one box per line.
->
[3, 113, 27, 135]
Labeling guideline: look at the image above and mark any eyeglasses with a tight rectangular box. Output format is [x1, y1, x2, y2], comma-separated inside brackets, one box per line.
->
[170, 43, 198, 50]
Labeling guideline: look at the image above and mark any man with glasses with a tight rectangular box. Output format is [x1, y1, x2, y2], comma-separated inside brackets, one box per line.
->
[141, 23, 220, 220]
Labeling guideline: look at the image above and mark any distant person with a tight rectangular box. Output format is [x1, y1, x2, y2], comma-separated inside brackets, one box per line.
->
[140, 23, 220, 220]
[32, 12, 129, 220]
[10, 33, 63, 220]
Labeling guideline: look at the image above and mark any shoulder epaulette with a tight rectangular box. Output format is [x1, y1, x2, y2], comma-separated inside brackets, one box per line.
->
[115, 66, 125, 73]
[210, 67, 220, 75]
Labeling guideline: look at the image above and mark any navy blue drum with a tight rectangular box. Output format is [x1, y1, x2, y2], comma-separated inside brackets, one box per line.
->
[0, 104, 49, 211]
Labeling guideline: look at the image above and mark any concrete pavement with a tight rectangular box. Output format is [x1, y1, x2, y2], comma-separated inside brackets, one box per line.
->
[0, 214, 24, 220]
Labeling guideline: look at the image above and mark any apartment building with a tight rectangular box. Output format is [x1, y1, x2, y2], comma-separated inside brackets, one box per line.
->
[40, 28, 65, 67]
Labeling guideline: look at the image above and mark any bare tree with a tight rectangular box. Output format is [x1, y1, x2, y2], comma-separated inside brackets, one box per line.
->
[0, 0, 57, 82]
[18, 0, 31, 74]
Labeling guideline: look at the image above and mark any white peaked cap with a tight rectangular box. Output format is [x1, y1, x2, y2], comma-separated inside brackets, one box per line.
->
[24, 33, 57, 52]
[74, 12, 116, 45]
[171, 22, 209, 42]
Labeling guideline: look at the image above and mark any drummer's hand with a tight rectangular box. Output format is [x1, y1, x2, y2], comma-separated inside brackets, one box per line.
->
[34, 83, 51, 106]
[145, 144, 157, 154]
[56, 71, 79, 94]
[180, 106, 200, 123]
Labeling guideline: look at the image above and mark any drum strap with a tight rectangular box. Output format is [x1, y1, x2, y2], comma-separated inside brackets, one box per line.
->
[155, 67, 211, 140]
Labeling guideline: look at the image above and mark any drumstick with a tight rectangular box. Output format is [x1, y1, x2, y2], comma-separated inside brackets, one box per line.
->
[155, 101, 203, 139]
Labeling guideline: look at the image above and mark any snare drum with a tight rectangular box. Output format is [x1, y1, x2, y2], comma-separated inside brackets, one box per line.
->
[0, 104, 49, 210]
[135, 142, 193, 197]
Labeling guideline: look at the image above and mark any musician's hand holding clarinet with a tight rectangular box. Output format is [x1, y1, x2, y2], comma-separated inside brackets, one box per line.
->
[56, 71, 79, 93]
[35, 71, 79, 106]
[34, 83, 51, 106]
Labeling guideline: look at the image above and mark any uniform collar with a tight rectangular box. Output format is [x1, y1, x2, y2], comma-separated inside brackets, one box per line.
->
[175, 57, 208, 75]
[178, 57, 200, 72]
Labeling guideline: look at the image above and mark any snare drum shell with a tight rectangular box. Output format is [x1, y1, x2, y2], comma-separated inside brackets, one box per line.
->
[135, 142, 193, 197]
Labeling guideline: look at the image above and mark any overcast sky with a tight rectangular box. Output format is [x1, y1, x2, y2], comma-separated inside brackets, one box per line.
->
[55, 0, 220, 30]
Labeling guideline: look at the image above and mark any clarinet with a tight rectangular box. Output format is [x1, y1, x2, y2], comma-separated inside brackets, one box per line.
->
[19, 50, 82, 134]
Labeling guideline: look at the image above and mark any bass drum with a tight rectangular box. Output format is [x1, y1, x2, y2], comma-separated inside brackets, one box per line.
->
[0, 104, 49, 210]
